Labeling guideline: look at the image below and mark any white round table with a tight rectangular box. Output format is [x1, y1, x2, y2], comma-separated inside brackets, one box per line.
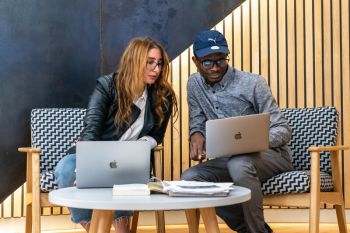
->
[49, 186, 251, 233]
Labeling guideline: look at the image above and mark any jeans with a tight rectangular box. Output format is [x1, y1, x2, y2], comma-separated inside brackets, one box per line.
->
[54, 154, 133, 224]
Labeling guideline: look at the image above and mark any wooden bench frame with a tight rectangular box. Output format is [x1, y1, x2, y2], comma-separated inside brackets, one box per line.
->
[18, 145, 166, 233]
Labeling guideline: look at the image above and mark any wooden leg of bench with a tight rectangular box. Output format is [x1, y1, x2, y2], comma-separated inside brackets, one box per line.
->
[335, 204, 348, 233]
[25, 203, 32, 233]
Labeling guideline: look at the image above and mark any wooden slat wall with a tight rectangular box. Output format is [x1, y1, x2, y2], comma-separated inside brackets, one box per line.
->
[1, 0, 349, 219]
[163, 0, 350, 207]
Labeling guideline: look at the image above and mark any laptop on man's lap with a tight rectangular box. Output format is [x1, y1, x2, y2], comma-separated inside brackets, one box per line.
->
[205, 113, 270, 158]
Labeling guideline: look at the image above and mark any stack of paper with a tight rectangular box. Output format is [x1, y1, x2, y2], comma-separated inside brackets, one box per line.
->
[149, 180, 234, 197]
[112, 184, 150, 196]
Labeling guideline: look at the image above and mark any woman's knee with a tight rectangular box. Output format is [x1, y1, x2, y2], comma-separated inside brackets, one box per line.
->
[54, 154, 76, 188]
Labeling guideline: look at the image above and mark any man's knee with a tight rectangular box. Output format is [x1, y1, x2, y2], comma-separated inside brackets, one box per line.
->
[227, 157, 256, 183]
[181, 168, 199, 181]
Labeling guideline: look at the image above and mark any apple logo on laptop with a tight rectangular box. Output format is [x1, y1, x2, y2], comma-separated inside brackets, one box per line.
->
[234, 132, 242, 140]
[109, 160, 118, 168]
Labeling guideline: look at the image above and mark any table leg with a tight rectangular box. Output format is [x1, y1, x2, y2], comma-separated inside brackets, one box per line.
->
[89, 210, 114, 233]
[200, 207, 220, 233]
[155, 210, 165, 233]
[185, 209, 200, 233]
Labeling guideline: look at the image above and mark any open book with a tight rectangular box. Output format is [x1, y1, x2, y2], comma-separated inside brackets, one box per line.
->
[148, 180, 234, 197]
[112, 181, 234, 197]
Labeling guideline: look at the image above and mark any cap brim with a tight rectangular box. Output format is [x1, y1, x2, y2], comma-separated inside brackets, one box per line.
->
[195, 46, 230, 58]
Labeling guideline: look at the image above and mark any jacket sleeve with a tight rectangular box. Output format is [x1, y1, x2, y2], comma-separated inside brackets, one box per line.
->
[146, 94, 173, 144]
[79, 75, 112, 141]
[253, 77, 292, 148]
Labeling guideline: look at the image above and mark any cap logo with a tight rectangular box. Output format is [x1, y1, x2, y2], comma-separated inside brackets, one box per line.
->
[211, 46, 220, 50]
[208, 38, 217, 44]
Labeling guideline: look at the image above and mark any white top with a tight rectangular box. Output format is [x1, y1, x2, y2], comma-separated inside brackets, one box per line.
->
[119, 88, 157, 148]
[49, 186, 251, 211]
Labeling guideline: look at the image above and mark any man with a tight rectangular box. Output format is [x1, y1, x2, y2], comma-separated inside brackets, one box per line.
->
[181, 30, 293, 233]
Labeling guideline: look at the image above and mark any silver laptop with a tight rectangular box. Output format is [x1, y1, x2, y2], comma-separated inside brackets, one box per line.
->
[76, 141, 151, 188]
[205, 113, 270, 158]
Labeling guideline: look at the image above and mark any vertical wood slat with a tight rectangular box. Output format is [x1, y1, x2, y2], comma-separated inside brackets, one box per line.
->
[269, 0, 278, 99]
[242, 0, 251, 72]
[233, 6, 242, 70]
[278, 0, 287, 108]
[305, 0, 314, 107]
[171, 57, 181, 180]
[251, 0, 260, 74]
[224, 13, 234, 66]
[296, 0, 305, 108]
[180, 50, 190, 175]
[341, 0, 350, 208]
[260, 0, 269, 82]
[314, 0, 323, 107]
[12, 186, 23, 217]
[286, 0, 296, 108]
[332, 0, 341, 112]
[323, 0, 332, 106]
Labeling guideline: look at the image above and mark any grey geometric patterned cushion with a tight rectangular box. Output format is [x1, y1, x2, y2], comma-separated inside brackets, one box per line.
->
[281, 107, 338, 174]
[31, 108, 86, 192]
[262, 170, 333, 195]
[262, 107, 338, 195]
[40, 171, 58, 192]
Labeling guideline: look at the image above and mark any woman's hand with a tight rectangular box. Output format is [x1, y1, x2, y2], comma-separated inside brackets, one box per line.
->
[189, 132, 206, 161]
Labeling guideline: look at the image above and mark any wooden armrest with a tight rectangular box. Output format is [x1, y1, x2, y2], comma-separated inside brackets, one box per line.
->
[18, 147, 41, 153]
[153, 145, 164, 178]
[308, 145, 349, 152]
[154, 145, 163, 151]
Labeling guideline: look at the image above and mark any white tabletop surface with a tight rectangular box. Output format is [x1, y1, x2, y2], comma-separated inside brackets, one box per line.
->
[49, 186, 251, 211]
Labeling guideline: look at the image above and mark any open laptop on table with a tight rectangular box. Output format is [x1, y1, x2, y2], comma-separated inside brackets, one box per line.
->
[76, 141, 151, 188]
[205, 113, 270, 158]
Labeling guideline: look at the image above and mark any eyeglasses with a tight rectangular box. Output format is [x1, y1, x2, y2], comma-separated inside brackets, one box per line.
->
[146, 60, 163, 71]
[200, 58, 230, 69]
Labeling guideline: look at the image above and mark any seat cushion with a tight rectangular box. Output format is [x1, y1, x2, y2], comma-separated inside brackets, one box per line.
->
[262, 170, 333, 195]
[40, 170, 58, 192]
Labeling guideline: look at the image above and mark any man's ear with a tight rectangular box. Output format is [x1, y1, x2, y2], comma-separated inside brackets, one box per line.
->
[192, 56, 197, 63]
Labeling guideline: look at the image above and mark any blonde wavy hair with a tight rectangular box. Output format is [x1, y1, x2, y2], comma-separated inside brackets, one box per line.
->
[115, 37, 177, 127]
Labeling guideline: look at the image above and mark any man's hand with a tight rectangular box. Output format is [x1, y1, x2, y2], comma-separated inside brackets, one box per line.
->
[190, 132, 206, 161]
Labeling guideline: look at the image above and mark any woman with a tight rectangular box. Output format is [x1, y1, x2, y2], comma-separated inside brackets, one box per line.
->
[55, 37, 177, 233]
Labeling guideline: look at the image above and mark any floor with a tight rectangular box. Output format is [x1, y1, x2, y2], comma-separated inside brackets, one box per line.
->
[50, 223, 349, 233]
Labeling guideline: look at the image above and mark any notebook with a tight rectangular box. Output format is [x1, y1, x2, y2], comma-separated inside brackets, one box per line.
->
[205, 113, 270, 158]
[76, 141, 151, 188]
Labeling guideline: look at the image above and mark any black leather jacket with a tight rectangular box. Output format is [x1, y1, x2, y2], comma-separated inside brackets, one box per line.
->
[67, 73, 173, 154]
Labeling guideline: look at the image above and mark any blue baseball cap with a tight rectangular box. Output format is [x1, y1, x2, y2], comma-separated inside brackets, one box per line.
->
[193, 30, 230, 58]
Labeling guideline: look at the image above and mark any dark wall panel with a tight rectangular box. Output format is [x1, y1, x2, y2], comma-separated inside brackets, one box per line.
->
[0, 0, 244, 202]
[0, 0, 100, 202]
[102, 0, 241, 73]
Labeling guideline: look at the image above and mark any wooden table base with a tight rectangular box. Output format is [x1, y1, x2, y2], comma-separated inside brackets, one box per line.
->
[90, 208, 220, 233]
